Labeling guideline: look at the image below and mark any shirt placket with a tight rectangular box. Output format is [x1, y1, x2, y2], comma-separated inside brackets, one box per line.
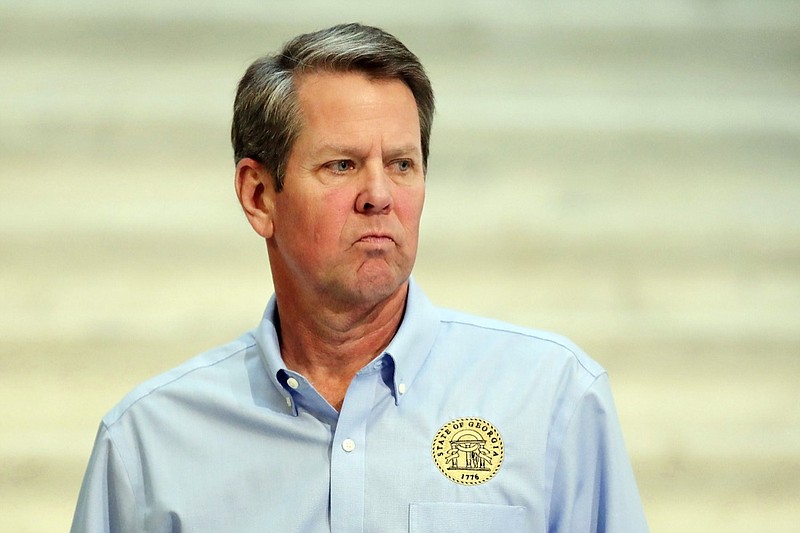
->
[329, 366, 379, 533]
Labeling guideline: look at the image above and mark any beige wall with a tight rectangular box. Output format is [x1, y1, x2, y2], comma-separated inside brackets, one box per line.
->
[1, 2, 799, 531]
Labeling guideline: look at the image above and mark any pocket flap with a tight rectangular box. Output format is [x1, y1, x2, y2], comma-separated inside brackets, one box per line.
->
[409, 502, 526, 532]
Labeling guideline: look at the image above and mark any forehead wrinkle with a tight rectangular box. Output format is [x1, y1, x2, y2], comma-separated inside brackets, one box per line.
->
[312, 141, 370, 160]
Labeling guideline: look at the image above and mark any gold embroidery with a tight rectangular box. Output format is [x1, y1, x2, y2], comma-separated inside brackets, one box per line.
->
[432, 417, 504, 486]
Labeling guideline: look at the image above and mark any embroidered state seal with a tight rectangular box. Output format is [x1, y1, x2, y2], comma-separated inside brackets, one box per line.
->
[431, 417, 504, 486]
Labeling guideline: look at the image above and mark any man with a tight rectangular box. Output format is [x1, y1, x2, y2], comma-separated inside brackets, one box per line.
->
[72, 23, 648, 532]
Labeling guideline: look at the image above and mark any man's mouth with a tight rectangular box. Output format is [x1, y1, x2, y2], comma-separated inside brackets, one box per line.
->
[356, 233, 395, 245]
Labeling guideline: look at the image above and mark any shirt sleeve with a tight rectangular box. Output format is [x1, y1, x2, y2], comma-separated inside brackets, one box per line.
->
[548, 373, 649, 532]
[71, 423, 138, 533]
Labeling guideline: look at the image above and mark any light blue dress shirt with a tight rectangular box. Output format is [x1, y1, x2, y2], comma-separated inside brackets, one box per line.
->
[71, 280, 648, 532]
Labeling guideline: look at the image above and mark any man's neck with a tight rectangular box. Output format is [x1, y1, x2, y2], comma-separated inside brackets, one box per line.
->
[274, 283, 408, 411]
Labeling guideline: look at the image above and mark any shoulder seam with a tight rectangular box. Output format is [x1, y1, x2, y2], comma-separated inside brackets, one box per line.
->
[104, 340, 255, 428]
[544, 372, 608, 524]
[100, 421, 140, 523]
[439, 317, 602, 378]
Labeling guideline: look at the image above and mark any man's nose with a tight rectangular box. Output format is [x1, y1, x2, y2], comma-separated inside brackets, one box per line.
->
[355, 164, 393, 214]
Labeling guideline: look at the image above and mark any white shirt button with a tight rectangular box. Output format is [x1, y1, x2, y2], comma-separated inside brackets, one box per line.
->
[398, 383, 407, 395]
[342, 439, 356, 452]
[286, 377, 300, 389]
[285, 396, 293, 407]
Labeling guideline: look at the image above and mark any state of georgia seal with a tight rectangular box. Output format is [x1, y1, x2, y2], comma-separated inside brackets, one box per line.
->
[431, 417, 504, 486]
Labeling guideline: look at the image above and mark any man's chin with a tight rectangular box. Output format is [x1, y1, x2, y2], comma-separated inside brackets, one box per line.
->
[330, 268, 410, 309]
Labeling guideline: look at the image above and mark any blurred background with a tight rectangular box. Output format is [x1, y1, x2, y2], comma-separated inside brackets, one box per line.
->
[1, 0, 798, 531]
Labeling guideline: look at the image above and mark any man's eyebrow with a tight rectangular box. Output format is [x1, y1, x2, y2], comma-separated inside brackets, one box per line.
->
[313, 143, 421, 160]
[383, 144, 422, 159]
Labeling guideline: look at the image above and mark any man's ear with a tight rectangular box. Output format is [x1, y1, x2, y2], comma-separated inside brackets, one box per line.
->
[235, 158, 276, 239]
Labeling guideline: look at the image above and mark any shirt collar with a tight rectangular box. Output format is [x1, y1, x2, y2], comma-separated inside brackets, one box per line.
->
[254, 277, 441, 413]
[382, 277, 441, 405]
[254, 302, 298, 414]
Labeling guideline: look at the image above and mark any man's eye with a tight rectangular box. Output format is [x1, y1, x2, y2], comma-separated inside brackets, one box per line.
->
[328, 160, 353, 173]
[395, 160, 411, 171]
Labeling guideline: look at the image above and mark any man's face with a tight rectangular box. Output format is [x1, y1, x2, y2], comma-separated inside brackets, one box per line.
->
[266, 71, 425, 309]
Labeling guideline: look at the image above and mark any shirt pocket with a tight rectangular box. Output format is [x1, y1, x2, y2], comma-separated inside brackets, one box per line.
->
[408, 502, 526, 532]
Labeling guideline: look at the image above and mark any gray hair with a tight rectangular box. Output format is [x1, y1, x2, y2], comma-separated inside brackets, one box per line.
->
[231, 23, 435, 191]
